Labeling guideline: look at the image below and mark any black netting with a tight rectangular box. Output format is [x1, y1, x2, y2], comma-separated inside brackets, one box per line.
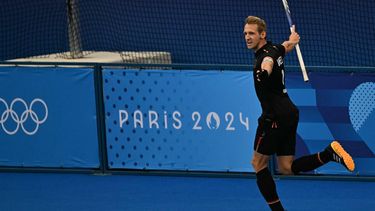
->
[1, 0, 374, 66]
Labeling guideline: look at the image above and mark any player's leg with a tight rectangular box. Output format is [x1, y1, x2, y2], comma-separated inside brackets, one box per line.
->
[253, 119, 284, 211]
[291, 141, 355, 174]
[252, 152, 284, 211]
[291, 152, 327, 174]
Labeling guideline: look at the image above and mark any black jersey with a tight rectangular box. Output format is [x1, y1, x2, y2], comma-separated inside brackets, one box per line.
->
[253, 41, 298, 125]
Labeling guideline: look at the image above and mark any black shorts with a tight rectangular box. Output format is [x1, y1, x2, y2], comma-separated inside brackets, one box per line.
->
[253, 114, 298, 156]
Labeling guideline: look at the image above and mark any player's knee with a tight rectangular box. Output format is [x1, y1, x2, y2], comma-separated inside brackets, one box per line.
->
[251, 158, 268, 172]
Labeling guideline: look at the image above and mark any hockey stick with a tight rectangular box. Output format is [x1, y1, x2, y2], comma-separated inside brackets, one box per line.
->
[281, 0, 309, 82]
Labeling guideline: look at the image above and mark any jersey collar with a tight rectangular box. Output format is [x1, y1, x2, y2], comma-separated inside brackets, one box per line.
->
[255, 41, 272, 57]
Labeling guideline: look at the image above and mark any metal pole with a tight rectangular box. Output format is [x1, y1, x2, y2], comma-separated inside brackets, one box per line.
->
[67, 0, 83, 59]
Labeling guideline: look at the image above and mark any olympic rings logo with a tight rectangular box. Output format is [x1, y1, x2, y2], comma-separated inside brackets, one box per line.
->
[0, 98, 48, 135]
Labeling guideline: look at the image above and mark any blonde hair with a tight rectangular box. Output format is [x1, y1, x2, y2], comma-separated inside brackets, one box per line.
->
[244, 16, 267, 34]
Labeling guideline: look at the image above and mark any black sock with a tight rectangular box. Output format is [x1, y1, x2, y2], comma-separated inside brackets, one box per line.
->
[256, 168, 284, 211]
[319, 147, 333, 162]
[269, 201, 284, 211]
[291, 151, 331, 175]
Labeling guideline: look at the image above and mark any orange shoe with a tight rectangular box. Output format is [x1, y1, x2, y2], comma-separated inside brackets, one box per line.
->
[326, 141, 355, 172]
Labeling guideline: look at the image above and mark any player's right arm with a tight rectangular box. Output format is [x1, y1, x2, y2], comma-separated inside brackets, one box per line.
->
[255, 56, 274, 82]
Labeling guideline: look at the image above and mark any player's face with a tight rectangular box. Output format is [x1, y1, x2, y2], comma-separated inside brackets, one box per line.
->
[243, 24, 263, 50]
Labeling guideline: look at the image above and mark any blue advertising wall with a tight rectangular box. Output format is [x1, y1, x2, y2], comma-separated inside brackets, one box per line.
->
[0, 67, 99, 168]
[1, 65, 374, 176]
[103, 69, 375, 175]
